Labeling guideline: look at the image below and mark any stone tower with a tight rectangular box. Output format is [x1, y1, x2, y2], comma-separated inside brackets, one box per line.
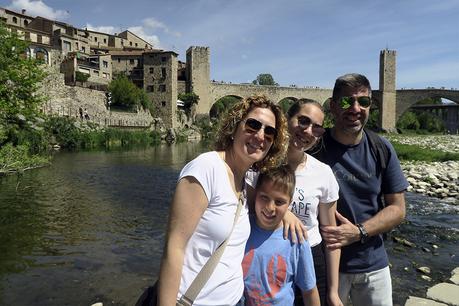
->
[379, 49, 397, 132]
[186, 46, 211, 116]
[144, 51, 178, 129]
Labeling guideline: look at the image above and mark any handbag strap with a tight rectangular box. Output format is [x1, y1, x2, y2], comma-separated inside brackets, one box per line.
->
[177, 194, 244, 306]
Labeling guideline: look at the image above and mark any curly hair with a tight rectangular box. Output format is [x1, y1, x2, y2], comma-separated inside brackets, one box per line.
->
[214, 95, 289, 172]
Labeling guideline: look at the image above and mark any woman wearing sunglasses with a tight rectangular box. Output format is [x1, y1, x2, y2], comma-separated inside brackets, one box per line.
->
[286, 99, 342, 306]
[157, 95, 290, 306]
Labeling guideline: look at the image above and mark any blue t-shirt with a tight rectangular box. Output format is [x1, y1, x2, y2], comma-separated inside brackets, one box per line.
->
[322, 131, 409, 273]
[242, 216, 316, 305]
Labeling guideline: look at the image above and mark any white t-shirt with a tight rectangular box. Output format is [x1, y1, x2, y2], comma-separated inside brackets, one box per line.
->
[245, 154, 339, 247]
[291, 153, 339, 246]
[178, 151, 250, 306]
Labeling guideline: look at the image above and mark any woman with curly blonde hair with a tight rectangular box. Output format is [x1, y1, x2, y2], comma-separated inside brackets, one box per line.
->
[158, 95, 290, 306]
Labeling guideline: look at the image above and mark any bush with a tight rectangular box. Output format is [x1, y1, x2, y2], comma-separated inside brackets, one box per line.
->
[0, 143, 49, 173]
[397, 111, 420, 130]
[75, 71, 90, 82]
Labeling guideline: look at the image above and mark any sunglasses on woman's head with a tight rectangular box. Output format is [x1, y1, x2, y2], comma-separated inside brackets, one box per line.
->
[338, 96, 372, 110]
[243, 118, 277, 142]
[297, 116, 325, 137]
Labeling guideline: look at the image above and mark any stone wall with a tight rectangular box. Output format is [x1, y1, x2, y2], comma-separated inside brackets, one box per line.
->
[39, 67, 154, 128]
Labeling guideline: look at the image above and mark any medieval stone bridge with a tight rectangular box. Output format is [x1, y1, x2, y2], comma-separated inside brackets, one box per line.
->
[208, 83, 459, 121]
[208, 82, 332, 108]
[191, 49, 459, 132]
[395, 89, 459, 117]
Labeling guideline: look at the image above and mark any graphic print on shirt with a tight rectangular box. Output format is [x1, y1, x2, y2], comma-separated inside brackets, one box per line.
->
[242, 248, 287, 305]
[290, 186, 311, 223]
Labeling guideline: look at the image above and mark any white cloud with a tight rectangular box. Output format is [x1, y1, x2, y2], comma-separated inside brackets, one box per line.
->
[127, 26, 161, 48]
[7, 0, 69, 20]
[142, 17, 181, 37]
[85, 23, 117, 35]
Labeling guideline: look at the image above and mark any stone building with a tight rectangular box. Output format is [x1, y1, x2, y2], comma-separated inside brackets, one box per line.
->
[1, 6, 212, 129]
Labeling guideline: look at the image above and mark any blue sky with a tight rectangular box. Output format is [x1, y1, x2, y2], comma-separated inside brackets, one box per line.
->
[2, 0, 459, 89]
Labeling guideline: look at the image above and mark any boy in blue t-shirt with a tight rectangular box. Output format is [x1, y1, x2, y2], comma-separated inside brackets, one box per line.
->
[242, 165, 320, 306]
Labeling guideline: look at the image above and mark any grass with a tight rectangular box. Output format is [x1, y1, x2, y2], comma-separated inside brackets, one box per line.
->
[392, 142, 459, 162]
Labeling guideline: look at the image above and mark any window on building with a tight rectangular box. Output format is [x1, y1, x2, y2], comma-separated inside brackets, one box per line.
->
[24, 20, 28, 26]
[94, 37, 98, 42]
[147, 85, 154, 92]
[159, 84, 166, 92]
[149, 67, 154, 74]
[82, 46, 86, 53]
[130, 42, 133, 46]
[130, 59, 135, 65]
[161, 101, 166, 107]
[63, 40, 72, 52]
[37, 35, 42, 44]
[161, 67, 166, 78]
[12, 17, 17, 24]
[135, 43, 138, 47]
[104, 38, 107, 43]
[117, 58, 120, 63]
[103, 61, 108, 68]
[161, 56, 167, 62]
[94, 70, 99, 75]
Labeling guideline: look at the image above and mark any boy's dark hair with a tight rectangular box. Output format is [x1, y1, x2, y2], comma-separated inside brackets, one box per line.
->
[256, 164, 296, 200]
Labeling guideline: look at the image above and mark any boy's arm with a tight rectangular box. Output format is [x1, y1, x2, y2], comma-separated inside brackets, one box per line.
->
[302, 286, 320, 306]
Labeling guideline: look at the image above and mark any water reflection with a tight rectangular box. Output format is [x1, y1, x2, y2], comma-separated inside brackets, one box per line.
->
[0, 141, 457, 306]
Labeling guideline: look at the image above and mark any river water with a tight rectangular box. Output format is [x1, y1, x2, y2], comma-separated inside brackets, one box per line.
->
[0, 142, 457, 306]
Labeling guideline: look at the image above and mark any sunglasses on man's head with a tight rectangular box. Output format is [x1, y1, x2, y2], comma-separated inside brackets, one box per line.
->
[338, 96, 372, 110]
[297, 116, 325, 137]
[243, 118, 277, 142]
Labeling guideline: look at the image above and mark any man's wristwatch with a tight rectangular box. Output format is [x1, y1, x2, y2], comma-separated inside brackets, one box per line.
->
[357, 223, 369, 244]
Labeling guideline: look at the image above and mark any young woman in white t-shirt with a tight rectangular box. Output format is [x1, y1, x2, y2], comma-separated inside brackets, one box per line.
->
[157, 95, 292, 306]
[286, 99, 343, 306]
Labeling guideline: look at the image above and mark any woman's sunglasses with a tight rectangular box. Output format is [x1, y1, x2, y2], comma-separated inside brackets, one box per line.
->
[297, 116, 325, 137]
[338, 96, 372, 110]
[243, 118, 277, 142]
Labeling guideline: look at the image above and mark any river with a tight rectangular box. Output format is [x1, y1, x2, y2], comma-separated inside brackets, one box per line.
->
[0, 142, 458, 306]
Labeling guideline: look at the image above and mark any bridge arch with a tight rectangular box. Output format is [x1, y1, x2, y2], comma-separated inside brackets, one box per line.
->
[209, 95, 242, 119]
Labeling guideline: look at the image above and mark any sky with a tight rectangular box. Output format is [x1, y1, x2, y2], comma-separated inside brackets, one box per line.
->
[2, 0, 459, 90]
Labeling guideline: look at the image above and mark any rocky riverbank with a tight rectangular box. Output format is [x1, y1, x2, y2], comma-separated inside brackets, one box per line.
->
[385, 135, 459, 203]
[402, 161, 459, 202]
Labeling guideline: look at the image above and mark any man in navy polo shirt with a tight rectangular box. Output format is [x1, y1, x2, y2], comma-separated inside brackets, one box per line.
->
[320, 73, 408, 306]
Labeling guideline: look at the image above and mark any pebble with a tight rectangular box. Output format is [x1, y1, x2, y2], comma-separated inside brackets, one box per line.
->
[417, 266, 431, 275]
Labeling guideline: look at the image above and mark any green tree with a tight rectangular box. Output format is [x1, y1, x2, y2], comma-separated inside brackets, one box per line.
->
[278, 98, 295, 114]
[210, 96, 241, 118]
[252, 73, 278, 86]
[0, 21, 46, 145]
[397, 111, 420, 130]
[108, 74, 151, 112]
[75, 71, 90, 82]
[178, 92, 199, 111]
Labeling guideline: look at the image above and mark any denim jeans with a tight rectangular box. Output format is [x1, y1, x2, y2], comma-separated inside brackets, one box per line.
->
[339, 266, 393, 306]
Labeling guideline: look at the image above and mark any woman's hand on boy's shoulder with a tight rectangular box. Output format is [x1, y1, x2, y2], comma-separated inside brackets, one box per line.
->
[282, 210, 308, 243]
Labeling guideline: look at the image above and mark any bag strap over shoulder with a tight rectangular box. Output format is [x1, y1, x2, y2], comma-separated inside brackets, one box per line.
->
[177, 195, 244, 306]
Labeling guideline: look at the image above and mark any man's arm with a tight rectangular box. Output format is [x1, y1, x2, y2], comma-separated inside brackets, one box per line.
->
[321, 191, 406, 249]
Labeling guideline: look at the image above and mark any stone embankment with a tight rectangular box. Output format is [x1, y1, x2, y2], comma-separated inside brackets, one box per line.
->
[385, 135, 459, 203]
[405, 267, 459, 306]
